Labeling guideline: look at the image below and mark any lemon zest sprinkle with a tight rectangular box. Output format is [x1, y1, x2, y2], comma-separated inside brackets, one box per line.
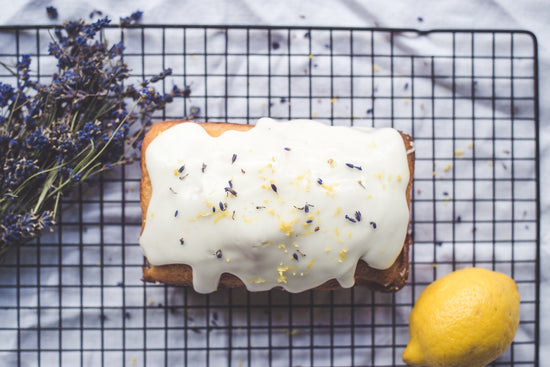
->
[339, 249, 348, 262]
[277, 265, 297, 283]
[213, 211, 230, 223]
[248, 277, 266, 284]
[296, 170, 311, 181]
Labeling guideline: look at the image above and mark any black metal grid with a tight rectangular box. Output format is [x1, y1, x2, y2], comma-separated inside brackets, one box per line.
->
[0, 25, 540, 367]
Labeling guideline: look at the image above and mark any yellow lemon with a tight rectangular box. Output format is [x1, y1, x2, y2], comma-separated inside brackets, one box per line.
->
[403, 267, 520, 367]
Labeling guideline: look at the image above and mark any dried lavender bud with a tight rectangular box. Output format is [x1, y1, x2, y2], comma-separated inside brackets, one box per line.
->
[46, 6, 58, 20]
[120, 10, 143, 26]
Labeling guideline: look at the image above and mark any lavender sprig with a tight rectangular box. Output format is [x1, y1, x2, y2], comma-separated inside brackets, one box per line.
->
[0, 13, 181, 257]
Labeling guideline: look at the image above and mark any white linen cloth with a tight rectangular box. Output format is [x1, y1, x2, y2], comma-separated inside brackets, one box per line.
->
[0, 0, 547, 366]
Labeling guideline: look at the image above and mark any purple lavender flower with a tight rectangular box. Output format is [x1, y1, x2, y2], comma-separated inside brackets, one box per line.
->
[189, 106, 201, 119]
[171, 85, 191, 98]
[120, 11, 143, 26]
[0, 82, 15, 107]
[0, 208, 55, 247]
[0, 13, 178, 256]
[25, 129, 49, 150]
[108, 42, 125, 57]
[150, 68, 172, 83]
[17, 55, 31, 90]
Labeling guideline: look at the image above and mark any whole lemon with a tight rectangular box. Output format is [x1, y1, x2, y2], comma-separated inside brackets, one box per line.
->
[403, 267, 520, 367]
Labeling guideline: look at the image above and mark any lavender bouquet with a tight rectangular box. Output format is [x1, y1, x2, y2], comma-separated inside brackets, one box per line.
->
[0, 14, 180, 257]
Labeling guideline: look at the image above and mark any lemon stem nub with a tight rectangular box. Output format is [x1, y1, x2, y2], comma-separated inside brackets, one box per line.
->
[403, 339, 426, 366]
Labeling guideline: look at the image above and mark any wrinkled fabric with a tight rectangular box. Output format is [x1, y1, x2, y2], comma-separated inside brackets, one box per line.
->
[0, 0, 547, 365]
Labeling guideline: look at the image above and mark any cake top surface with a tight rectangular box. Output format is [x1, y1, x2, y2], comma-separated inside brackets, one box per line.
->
[139, 118, 411, 293]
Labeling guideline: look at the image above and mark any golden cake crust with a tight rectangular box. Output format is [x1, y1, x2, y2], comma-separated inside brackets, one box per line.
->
[140, 120, 414, 292]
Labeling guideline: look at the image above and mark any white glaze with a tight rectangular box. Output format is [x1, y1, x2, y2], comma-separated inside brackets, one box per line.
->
[139, 118, 411, 293]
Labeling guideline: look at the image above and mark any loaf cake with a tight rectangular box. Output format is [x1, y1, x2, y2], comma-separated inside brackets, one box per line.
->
[139, 118, 414, 293]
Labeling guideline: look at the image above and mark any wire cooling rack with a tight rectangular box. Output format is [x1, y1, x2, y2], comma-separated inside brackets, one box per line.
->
[0, 25, 540, 367]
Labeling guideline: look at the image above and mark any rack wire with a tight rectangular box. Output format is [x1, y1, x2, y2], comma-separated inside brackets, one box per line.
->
[0, 25, 540, 366]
